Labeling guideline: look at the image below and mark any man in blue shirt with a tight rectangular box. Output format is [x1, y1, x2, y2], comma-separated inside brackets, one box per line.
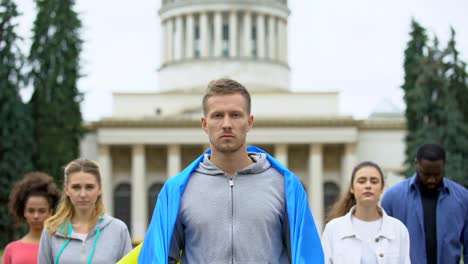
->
[382, 143, 467, 264]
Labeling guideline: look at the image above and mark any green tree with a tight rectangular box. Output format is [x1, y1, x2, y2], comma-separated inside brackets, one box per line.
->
[29, 0, 83, 184]
[0, 0, 34, 247]
[440, 29, 468, 186]
[402, 19, 429, 176]
[402, 22, 468, 186]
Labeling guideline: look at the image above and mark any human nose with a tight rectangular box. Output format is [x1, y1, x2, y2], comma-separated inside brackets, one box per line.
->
[222, 116, 232, 128]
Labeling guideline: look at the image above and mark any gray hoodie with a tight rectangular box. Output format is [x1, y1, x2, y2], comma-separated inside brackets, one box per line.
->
[169, 153, 291, 264]
[38, 214, 132, 264]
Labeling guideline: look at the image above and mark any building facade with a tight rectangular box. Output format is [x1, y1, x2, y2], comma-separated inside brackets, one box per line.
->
[81, 0, 406, 241]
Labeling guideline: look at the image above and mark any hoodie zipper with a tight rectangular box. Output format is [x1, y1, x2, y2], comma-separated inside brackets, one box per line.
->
[81, 239, 86, 264]
[228, 173, 237, 264]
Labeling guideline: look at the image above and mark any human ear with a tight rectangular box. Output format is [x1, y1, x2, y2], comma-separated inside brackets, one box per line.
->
[201, 117, 208, 133]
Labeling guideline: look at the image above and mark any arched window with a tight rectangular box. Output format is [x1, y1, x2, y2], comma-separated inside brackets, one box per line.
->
[324, 182, 340, 215]
[147, 183, 164, 223]
[114, 183, 131, 235]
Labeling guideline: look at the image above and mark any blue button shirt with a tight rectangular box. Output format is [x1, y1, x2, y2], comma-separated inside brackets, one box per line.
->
[381, 175, 468, 264]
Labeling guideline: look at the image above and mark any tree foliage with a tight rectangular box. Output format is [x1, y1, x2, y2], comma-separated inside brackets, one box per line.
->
[402, 20, 468, 186]
[402, 19, 428, 176]
[29, 0, 83, 184]
[0, 0, 34, 247]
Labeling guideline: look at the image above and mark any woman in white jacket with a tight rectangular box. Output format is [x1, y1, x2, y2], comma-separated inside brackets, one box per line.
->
[321, 161, 410, 264]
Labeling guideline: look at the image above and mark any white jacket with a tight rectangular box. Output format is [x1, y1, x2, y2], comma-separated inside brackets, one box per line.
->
[321, 206, 410, 264]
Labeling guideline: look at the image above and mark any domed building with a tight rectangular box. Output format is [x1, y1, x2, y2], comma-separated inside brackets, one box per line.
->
[81, 0, 406, 241]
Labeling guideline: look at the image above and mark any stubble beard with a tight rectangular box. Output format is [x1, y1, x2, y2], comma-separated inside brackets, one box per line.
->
[210, 138, 245, 154]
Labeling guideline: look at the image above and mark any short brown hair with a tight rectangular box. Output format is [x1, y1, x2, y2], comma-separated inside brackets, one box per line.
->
[202, 78, 251, 116]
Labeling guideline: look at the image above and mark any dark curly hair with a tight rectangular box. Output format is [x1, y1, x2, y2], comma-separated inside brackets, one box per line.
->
[8, 172, 61, 225]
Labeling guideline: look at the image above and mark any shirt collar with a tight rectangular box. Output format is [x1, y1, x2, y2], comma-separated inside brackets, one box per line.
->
[409, 174, 450, 194]
[338, 205, 396, 240]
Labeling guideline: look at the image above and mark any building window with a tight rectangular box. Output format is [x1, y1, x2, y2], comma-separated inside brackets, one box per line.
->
[194, 16, 200, 58]
[222, 22, 229, 57]
[114, 183, 132, 235]
[252, 18, 257, 57]
[324, 182, 340, 215]
[209, 13, 214, 57]
[147, 183, 164, 223]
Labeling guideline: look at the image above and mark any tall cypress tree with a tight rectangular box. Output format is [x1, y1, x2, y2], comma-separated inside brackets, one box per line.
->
[29, 0, 83, 184]
[402, 19, 428, 176]
[402, 21, 468, 186]
[441, 29, 468, 186]
[0, 0, 34, 247]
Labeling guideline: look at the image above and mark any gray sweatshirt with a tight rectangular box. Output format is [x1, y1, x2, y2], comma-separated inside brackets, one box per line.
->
[38, 214, 132, 264]
[169, 153, 291, 264]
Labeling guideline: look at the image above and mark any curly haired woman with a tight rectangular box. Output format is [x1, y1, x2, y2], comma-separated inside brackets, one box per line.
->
[2, 172, 61, 264]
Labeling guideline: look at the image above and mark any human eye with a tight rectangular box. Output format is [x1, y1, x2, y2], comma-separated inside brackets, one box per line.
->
[211, 112, 223, 119]
[72, 185, 81, 190]
[85, 184, 95, 190]
[231, 112, 242, 118]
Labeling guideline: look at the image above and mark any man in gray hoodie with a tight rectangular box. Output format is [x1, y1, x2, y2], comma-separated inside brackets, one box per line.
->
[168, 78, 291, 263]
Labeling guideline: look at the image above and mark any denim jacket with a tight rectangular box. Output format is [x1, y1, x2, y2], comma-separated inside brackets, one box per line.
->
[382, 175, 468, 264]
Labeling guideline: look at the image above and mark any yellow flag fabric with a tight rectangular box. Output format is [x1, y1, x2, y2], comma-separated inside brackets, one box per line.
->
[117, 243, 142, 264]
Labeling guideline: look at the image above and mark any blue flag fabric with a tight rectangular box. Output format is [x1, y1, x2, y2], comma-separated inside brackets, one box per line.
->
[138, 146, 324, 263]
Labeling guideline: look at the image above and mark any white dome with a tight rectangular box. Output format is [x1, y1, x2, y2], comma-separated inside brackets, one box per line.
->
[158, 0, 291, 91]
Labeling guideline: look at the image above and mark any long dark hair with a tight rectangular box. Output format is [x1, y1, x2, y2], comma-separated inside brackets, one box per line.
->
[325, 161, 385, 223]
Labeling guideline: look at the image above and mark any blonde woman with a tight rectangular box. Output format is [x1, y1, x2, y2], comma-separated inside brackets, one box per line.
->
[3, 172, 60, 264]
[38, 159, 132, 264]
[321, 161, 410, 264]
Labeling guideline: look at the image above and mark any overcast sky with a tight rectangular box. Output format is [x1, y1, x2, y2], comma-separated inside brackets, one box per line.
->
[15, 0, 468, 121]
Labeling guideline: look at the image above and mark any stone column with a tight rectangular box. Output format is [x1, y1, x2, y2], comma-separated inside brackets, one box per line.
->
[213, 11, 222, 57]
[283, 19, 288, 63]
[229, 11, 238, 57]
[185, 14, 194, 59]
[200, 12, 209, 58]
[341, 143, 357, 191]
[168, 144, 181, 178]
[161, 20, 167, 64]
[268, 15, 276, 60]
[308, 144, 324, 234]
[166, 18, 174, 62]
[131, 144, 147, 240]
[174, 16, 183, 61]
[278, 18, 286, 63]
[98, 145, 113, 216]
[242, 11, 252, 57]
[256, 14, 266, 59]
[274, 144, 288, 167]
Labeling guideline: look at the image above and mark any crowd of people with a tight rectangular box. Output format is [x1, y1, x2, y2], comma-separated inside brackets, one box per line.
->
[2, 78, 467, 264]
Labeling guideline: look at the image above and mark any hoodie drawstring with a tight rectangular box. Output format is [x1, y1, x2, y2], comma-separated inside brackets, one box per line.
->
[55, 217, 103, 264]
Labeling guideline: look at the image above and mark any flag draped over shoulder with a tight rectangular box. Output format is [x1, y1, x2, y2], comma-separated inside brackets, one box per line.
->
[118, 146, 324, 264]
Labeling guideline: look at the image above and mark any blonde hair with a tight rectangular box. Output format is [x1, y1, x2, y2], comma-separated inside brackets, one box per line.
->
[45, 159, 105, 236]
[325, 161, 385, 223]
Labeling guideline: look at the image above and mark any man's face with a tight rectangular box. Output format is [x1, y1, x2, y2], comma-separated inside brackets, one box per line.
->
[416, 159, 445, 190]
[201, 93, 253, 154]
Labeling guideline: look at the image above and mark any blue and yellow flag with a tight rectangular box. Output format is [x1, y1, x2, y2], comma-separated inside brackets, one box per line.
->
[119, 146, 324, 263]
